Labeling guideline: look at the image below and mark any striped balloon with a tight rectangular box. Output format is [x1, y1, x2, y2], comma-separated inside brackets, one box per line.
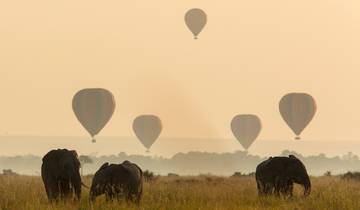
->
[279, 93, 316, 140]
[133, 115, 162, 152]
[231, 114, 262, 150]
[72, 88, 115, 142]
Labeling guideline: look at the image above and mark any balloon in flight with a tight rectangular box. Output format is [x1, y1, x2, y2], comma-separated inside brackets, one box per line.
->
[231, 114, 262, 150]
[72, 88, 116, 143]
[133, 115, 162, 152]
[279, 93, 317, 140]
[185, 8, 207, 39]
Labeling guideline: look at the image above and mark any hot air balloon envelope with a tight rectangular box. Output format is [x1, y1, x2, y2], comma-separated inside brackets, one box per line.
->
[279, 93, 316, 139]
[72, 88, 115, 142]
[231, 114, 262, 150]
[185, 8, 207, 39]
[133, 115, 162, 151]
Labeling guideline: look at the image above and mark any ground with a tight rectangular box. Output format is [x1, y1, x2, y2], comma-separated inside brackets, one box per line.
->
[0, 175, 359, 210]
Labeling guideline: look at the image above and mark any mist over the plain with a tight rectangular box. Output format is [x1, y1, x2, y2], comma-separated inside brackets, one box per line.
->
[1, 136, 360, 176]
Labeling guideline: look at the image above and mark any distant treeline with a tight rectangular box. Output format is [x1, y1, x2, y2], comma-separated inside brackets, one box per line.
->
[1, 150, 360, 176]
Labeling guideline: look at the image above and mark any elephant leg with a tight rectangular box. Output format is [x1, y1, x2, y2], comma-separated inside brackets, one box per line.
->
[263, 183, 273, 195]
[113, 185, 125, 201]
[105, 193, 112, 201]
[287, 183, 294, 197]
[125, 191, 134, 203]
[46, 180, 60, 201]
[274, 187, 280, 197]
[135, 188, 142, 205]
[275, 177, 285, 197]
[273, 182, 280, 196]
[105, 188, 115, 202]
[270, 185, 275, 195]
[59, 180, 71, 199]
[279, 180, 293, 198]
[257, 181, 263, 196]
[125, 187, 137, 203]
[280, 185, 288, 197]
[130, 188, 141, 204]
[133, 194, 141, 205]
[43, 180, 52, 200]
[257, 181, 270, 196]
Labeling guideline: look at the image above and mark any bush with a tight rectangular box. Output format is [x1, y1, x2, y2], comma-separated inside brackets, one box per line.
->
[341, 171, 360, 181]
[168, 173, 179, 177]
[324, 171, 332, 176]
[231, 172, 243, 177]
[2, 169, 18, 176]
[143, 170, 156, 182]
[231, 172, 255, 178]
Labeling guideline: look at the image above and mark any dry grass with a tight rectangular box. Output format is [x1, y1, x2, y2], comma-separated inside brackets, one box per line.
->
[0, 175, 359, 210]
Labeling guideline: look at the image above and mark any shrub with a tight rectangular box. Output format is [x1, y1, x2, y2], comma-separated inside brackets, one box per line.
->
[143, 170, 156, 182]
[341, 171, 360, 181]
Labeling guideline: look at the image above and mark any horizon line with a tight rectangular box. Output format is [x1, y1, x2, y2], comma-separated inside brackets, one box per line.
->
[0, 135, 359, 142]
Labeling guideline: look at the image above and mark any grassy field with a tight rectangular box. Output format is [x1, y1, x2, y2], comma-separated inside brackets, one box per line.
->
[0, 175, 360, 210]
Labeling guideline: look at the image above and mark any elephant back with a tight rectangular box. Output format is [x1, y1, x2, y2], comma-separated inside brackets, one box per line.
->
[42, 149, 80, 177]
[121, 161, 143, 193]
[122, 161, 143, 180]
[42, 149, 67, 173]
[256, 158, 272, 176]
[256, 156, 306, 181]
[256, 157, 289, 180]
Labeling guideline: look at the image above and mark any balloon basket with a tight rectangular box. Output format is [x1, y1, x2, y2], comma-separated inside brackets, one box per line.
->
[146, 150, 150, 153]
[92, 138, 96, 143]
[194, 36, 198, 40]
[295, 136, 301, 140]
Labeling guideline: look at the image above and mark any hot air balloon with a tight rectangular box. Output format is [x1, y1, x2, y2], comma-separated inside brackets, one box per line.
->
[279, 93, 317, 140]
[72, 88, 115, 143]
[133, 115, 162, 152]
[231, 114, 262, 150]
[185, 8, 207, 39]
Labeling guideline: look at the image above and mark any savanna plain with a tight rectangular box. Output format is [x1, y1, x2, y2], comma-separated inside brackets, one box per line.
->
[0, 175, 359, 210]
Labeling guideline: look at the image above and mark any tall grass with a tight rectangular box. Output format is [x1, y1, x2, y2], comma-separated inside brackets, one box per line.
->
[0, 175, 359, 210]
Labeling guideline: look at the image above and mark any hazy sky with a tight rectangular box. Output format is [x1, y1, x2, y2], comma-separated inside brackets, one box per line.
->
[1, 0, 360, 150]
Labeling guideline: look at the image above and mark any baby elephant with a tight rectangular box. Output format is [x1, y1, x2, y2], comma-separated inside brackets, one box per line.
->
[90, 160, 143, 203]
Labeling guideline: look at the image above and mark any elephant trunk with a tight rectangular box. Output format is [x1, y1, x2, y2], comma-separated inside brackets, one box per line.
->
[303, 175, 311, 196]
[89, 191, 95, 202]
[89, 184, 102, 202]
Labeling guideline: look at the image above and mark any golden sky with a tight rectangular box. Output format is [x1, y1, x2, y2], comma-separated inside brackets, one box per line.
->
[1, 0, 360, 143]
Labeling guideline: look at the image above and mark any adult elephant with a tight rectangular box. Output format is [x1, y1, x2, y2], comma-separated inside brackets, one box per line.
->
[90, 160, 143, 203]
[255, 155, 311, 197]
[41, 149, 82, 201]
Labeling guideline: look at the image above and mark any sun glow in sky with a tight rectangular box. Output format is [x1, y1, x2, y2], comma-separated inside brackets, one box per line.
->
[1, 0, 360, 156]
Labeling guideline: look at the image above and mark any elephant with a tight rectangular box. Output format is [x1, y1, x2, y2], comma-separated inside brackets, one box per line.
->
[90, 160, 143, 204]
[255, 155, 311, 197]
[41, 149, 83, 201]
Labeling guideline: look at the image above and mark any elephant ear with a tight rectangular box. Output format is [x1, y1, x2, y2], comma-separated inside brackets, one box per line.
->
[133, 163, 143, 176]
[71, 150, 79, 158]
[70, 150, 81, 168]
[289, 155, 297, 159]
[125, 162, 143, 175]
[42, 150, 54, 162]
[122, 160, 131, 165]
[285, 155, 306, 175]
[43, 149, 63, 161]
[99, 162, 109, 171]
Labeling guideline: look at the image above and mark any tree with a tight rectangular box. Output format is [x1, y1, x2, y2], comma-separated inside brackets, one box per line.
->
[79, 155, 93, 176]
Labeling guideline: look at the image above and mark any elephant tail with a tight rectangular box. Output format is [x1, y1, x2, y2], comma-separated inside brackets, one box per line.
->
[81, 182, 89, 189]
